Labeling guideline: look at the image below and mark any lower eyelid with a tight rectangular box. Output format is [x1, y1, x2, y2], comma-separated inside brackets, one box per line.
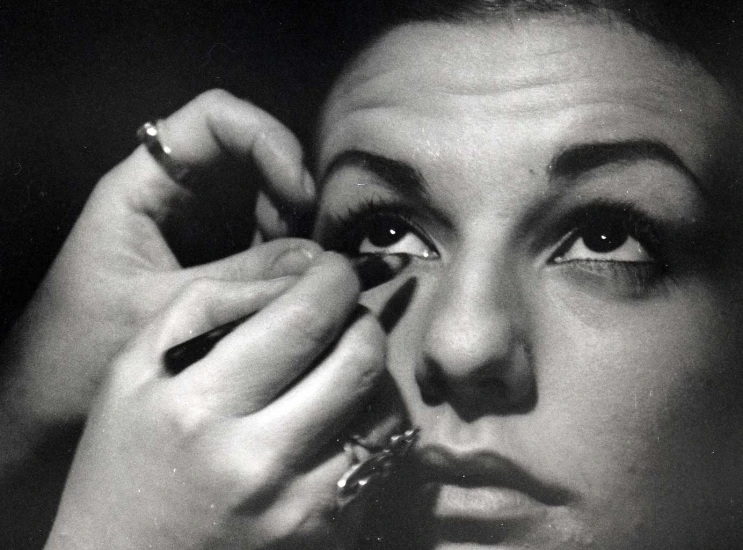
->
[552, 259, 664, 289]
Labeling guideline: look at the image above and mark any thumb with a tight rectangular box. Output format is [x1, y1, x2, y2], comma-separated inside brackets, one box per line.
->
[185, 238, 324, 282]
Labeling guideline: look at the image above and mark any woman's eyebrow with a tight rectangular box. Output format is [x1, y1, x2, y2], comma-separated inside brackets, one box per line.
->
[321, 150, 429, 202]
[548, 140, 703, 191]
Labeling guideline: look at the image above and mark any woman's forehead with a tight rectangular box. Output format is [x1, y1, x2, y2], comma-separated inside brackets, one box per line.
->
[317, 18, 739, 188]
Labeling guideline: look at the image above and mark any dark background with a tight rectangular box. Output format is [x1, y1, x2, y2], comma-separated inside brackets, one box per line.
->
[1, 1, 378, 334]
[0, 2, 377, 546]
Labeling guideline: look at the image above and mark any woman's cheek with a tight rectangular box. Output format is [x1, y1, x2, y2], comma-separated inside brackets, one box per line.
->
[537, 280, 743, 526]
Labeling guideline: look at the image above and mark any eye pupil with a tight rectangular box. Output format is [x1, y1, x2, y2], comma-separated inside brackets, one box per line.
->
[583, 221, 628, 253]
[367, 218, 408, 247]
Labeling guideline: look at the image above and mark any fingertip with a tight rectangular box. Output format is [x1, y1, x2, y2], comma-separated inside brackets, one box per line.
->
[253, 126, 314, 206]
[269, 242, 322, 277]
[302, 169, 316, 200]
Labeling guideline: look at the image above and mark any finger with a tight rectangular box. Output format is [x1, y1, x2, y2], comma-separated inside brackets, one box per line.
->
[250, 311, 386, 459]
[177, 252, 360, 414]
[112, 276, 298, 389]
[161, 88, 315, 204]
[255, 191, 290, 238]
[98, 89, 315, 222]
[185, 238, 323, 281]
[219, 448, 360, 546]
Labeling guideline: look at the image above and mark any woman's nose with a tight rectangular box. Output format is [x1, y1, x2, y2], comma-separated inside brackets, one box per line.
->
[416, 252, 535, 414]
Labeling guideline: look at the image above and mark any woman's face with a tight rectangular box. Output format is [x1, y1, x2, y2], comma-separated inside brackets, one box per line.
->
[314, 17, 743, 549]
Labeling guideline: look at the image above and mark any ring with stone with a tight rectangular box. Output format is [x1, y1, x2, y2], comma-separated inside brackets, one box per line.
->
[336, 428, 419, 510]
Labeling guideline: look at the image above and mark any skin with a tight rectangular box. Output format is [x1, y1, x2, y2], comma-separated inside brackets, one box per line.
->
[315, 16, 743, 549]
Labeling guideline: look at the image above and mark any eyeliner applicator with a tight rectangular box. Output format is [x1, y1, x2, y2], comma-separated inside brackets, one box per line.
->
[163, 253, 410, 374]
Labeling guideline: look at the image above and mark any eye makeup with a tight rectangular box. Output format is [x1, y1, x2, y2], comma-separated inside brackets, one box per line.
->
[543, 200, 682, 297]
[549, 201, 663, 264]
[317, 197, 440, 260]
[317, 164, 714, 303]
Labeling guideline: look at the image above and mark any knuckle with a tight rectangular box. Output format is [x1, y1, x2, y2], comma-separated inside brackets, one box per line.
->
[246, 451, 279, 490]
[176, 277, 221, 307]
[233, 448, 284, 510]
[252, 125, 274, 148]
[251, 117, 294, 147]
[195, 88, 233, 111]
[153, 387, 213, 439]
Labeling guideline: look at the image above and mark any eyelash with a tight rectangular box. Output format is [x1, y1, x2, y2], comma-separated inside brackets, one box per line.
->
[550, 201, 664, 262]
[322, 197, 437, 258]
[320, 197, 670, 293]
[547, 201, 670, 290]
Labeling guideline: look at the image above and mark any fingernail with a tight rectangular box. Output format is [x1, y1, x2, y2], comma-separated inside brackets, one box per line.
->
[270, 247, 316, 277]
[302, 170, 315, 199]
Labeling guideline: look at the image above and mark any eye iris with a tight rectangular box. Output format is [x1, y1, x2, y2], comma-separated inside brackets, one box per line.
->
[582, 220, 628, 253]
[367, 218, 408, 247]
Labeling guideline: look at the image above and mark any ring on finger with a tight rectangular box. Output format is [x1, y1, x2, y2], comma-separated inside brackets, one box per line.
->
[137, 120, 192, 184]
[336, 428, 419, 510]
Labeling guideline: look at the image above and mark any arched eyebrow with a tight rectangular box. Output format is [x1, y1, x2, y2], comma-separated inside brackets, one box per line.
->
[322, 141, 702, 201]
[548, 140, 702, 189]
[321, 150, 429, 202]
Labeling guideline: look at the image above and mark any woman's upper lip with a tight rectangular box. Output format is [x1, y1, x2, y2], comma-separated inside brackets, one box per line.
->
[410, 444, 575, 507]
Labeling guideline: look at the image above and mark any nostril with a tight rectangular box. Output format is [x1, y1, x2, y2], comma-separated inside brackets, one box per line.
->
[479, 377, 537, 413]
[420, 383, 445, 406]
[415, 347, 537, 415]
[417, 361, 447, 405]
[477, 378, 509, 399]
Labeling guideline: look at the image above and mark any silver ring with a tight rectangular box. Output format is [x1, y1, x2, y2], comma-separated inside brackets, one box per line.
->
[136, 120, 192, 183]
[336, 428, 419, 510]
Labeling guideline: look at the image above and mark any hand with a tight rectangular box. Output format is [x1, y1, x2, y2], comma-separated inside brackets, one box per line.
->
[45, 252, 386, 550]
[0, 90, 319, 468]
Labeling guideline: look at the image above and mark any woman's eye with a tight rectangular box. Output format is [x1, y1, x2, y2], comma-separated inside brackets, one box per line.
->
[357, 215, 438, 259]
[553, 217, 655, 264]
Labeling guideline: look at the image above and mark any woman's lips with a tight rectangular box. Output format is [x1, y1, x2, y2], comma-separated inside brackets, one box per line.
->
[410, 444, 575, 521]
[431, 484, 545, 522]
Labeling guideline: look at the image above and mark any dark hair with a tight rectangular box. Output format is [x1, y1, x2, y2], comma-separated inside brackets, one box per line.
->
[336, 0, 743, 93]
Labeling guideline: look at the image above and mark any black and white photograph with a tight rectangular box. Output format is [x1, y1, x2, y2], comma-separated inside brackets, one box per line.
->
[3, 1, 743, 548]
